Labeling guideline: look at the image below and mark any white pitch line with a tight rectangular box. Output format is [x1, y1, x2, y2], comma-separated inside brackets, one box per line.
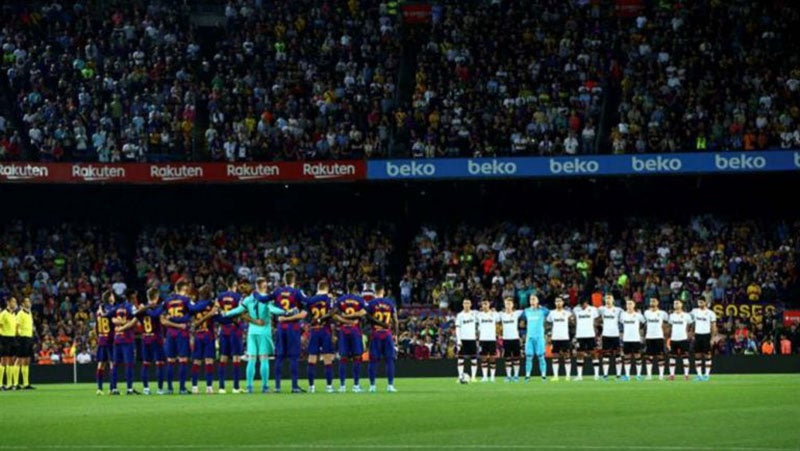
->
[0, 445, 794, 451]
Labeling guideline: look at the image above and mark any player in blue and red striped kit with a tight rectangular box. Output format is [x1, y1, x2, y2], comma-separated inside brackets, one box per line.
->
[105, 292, 139, 395]
[191, 285, 219, 394]
[366, 284, 398, 393]
[215, 277, 243, 394]
[94, 290, 115, 395]
[163, 281, 211, 394]
[136, 288, 170, 395]
[304, 279, 335, 393]
[334, 282, 367, 393]
[266, 271, 307, 393]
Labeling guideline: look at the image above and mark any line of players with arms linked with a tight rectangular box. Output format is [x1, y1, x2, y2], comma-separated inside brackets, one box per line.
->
[94, 272, 399, 395]
[455, 294, 718, 383]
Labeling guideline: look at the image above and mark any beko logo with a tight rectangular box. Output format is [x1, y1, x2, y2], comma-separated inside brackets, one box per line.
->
[631, 156, 682, 172]
[467, 159, 517, 175]
[549, 158, 599, 174]
[386, 161, 436, 177]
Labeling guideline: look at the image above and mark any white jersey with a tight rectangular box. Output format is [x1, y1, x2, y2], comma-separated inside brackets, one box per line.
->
[455, 311, 478, 341]
[499, 310, 523, 340]
[690, 308, 717, 335]
[599, 306, 622, 337]
[477, 311, 499, 342]
[546, 309, 572, 341]
[669, 312, 693, 341]
[644, 309, 669, 339]
[573, 305, 599, 338]
[620, 311, 644, 342]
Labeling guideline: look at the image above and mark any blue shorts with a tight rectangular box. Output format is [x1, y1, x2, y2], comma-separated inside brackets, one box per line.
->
[219, 334, 244, 357]
[141, 341, 166, 363]
[525, 337, 546, 356]
[165, 334, 190, 359]
[369, 334, 395, 361]
[307, 329, 334, 355]
[338, 331, 363, 357]
[113, 343, 134, 364]
[95, 344, 112, 363]
[275, 327, 301, 358]
[192, 335, 216, 360]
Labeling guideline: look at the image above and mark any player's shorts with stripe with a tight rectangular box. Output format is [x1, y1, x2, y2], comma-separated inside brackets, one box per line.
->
[192, 335, 216, 360]
[307, 329, 334, 355]
[458, 340, 477, 357]
[645, 339, 665, 356]
[165, 335, 190, 359]
[15, 337, 33, 357]
[525, 336, 546, 356]
[601, 336, 620, 351]
[95, 344, 113, 362]
[276, 326, 302, 358]
[338, 330, 363, 357]
[576, 337, 597, 351]
[0, 337, 15, 357]
[622, 341, 641, 355]
[113, 343, 135, 364]
[551, 340, 571, 353]
[504, 339, 521, 358]
[694, 334, 712, 353]
[246, 333, 274, 357]
[141, 341, 166, 362]
[670, 340, 689, 354]
[479, 340, 497, 356]
[219, 333, 244, 357]
[369, 333, 395, 360]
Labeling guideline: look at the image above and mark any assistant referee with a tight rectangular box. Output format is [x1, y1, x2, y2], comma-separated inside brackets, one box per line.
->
[16, 297, 34, 389]
[0, 297, 18, 390]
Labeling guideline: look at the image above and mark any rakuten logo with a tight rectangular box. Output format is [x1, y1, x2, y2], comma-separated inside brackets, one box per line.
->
[631, 156, 682, 172]
[0, 164, 49, 180]
[150, 165, 204, 181]
[549, 158, 599, 174]
[227, 164, 280, 180]
[72, 165, 126, 181]
[303, 162, 356, 179]
[386, 161, 435, 177]
[794, 152, 800, 168]
[714, 154, 766, 170]
[467, 159, 517, 176]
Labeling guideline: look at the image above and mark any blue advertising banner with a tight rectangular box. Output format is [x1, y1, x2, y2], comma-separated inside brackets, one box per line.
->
[366, 151, 800, 180]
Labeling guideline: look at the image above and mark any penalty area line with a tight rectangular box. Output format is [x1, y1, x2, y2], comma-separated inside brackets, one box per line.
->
[0, 445, 793, 451]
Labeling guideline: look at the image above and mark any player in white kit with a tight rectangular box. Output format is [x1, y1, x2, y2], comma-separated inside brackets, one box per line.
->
[643, 298, 669, 380]
[598, 295, 623, 379]
[477, 299, 500, 382]
[572, 298, 600, 381]
[690, 299, 717, 381]
[668, 299, 694, 381]
[455, 299, 478, 381]
[499, 297, 523, 382]
[546, 297, 573, 381]
[619, 299, 645, 381]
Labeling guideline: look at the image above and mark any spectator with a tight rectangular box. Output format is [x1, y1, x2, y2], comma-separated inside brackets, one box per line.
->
[779, 335, 792, 355]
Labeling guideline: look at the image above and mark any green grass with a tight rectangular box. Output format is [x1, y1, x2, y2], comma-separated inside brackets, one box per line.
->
[1, 376, 798, 451]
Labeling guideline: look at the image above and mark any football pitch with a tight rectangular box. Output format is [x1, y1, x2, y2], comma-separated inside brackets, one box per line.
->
[2, 376, 798, 451]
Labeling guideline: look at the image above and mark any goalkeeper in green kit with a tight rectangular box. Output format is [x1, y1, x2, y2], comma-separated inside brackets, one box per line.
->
[222, 277, 289, 393]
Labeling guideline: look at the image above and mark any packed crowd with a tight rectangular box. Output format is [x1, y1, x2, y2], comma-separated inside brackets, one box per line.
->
[1, 1, 201, 162]
[0, 221, 129, 364]
[404, 0, 606, 158]
[404, 217, 800, 353]
[203, 0, 401, 161]
[614, 1, 800, 153]
[1, 216, 797, 364]
[4, 1, 799, 163]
